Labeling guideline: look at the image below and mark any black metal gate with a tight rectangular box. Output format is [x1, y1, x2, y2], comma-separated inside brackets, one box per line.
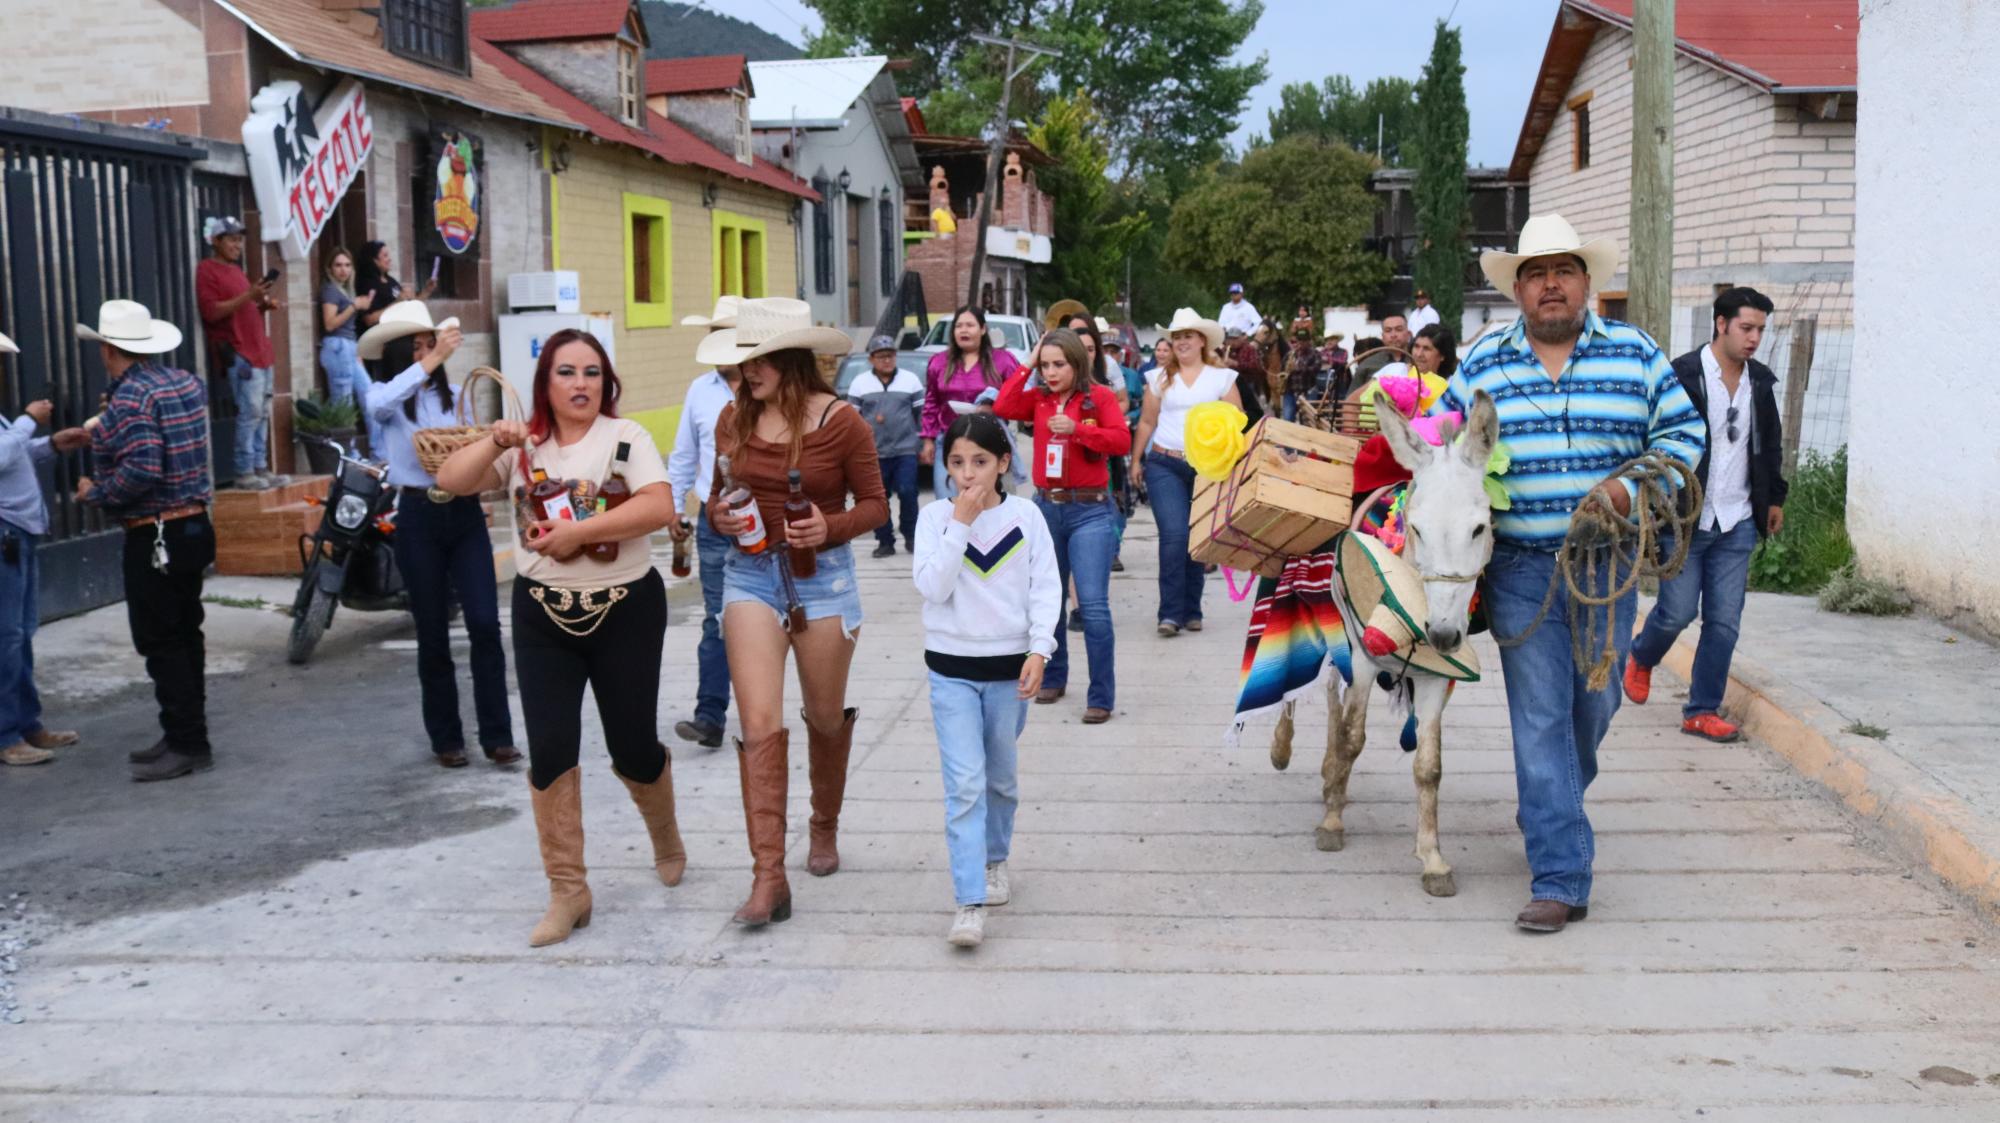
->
[0, 113, 206, 621]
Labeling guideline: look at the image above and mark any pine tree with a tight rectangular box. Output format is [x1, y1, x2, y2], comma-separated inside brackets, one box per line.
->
[1412, 19, 1469, 332]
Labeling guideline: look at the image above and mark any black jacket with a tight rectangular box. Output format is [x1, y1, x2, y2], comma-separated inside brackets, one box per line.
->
[1669, 347, 1789, 538]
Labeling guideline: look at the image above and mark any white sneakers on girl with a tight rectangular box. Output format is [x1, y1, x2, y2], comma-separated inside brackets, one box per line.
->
[984, 861, 1011, 906]
[948, 905, 985, 947]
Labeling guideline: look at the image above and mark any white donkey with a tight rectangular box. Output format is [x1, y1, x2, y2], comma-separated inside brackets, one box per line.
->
[1269, 389, 1498, 898]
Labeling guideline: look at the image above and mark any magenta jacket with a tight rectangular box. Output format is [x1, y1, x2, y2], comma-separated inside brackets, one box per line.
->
[922, 347, 1022, 440]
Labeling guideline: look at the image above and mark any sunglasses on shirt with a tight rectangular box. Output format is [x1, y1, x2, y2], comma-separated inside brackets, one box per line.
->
[1726, 405, 1740, 444]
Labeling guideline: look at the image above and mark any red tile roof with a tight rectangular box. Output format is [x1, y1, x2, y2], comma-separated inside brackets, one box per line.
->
[470, 0, 638, 44]
[1575, 0, 1857, 90]
[471, 38, 815, 202]
[646, 55, 749, 96]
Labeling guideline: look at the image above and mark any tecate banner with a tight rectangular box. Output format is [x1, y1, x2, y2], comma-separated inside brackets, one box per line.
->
[242, 79, 373, 256]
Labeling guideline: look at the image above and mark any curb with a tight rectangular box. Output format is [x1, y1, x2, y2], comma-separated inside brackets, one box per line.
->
[1659, 635, 2000, 925]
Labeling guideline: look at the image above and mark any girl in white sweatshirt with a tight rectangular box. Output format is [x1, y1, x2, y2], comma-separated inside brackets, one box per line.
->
[912, 412, 1062, 948]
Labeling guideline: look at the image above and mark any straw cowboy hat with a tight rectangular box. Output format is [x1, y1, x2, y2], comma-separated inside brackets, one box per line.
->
[357, 300, 460, 360]
[1044, 298, 1088, 331]
[680, 294, 742, 330]
[695, 297, 851, 368]
[1164, 307, 1223, 351]
[0, 331, 15, 354]
[1479, 214, 1619, 293]
[74, 299, 183, 355]
[1334, 530, 1480, 682]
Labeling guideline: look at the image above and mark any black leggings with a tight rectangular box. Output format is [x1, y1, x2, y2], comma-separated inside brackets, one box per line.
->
[512, 569, 668, 790]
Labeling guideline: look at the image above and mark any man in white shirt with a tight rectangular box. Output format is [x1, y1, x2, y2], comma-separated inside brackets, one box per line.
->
[1406, 288, 1441, 335]
[666, 361, 741, 748]
[1217, 283, 1261, 337]
[1626, 287, 1787, 745]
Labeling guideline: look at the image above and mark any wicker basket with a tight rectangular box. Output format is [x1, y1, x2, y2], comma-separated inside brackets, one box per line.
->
[412, 366, 523, 477]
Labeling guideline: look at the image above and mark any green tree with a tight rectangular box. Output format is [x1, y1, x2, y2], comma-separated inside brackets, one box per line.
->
[804, 0, 1266, 183]
[1410, 20, 1469, 329]
[1164, 136, 1391, 311]
[1025, 94, 1150, 310]
[1265, 75, 1416, 165]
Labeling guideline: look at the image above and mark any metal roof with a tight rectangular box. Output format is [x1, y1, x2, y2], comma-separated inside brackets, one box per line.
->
[1576, 0, 1857, 90]
[747, 56, 888, 128]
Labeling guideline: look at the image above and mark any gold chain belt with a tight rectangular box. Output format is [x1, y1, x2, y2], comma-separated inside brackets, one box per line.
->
[528, 584, 630, 637]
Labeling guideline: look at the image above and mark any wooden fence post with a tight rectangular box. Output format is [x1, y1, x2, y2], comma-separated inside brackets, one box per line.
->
[1781, 314, 1817, 476]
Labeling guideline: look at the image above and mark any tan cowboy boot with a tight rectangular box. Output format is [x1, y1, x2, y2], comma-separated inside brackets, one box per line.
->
[528, 769, 593, 947]
[804, 707, 858, 877]
[616, 748, 688, 887]
[731, 730, 793, 927]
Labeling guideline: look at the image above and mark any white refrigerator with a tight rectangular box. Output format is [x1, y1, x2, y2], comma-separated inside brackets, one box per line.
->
[495, 312, 616, 392]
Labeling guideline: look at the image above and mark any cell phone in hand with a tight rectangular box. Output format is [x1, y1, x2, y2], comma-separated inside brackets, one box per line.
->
[262, 268, 281, 284]
[429, 257, 441, 283]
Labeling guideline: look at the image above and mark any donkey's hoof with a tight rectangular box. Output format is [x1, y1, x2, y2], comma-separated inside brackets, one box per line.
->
[1315, 827, 1346, 852]
[1270, 746, 1292, 771]
[1422, 871, 1458, 897]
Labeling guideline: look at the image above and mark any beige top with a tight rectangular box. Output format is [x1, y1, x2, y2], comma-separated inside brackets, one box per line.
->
[504, 415, 669, 590]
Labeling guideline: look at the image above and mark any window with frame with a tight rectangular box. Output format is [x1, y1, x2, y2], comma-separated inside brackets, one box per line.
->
[733, 92, 753, 165]
[623, 192, 672, 328]
[1568, 91, 1593, 171]
[618, 43, 641, 126]
[382, 0, 468, 75]
[878, 195, 896, 296]
[811, 177, 835, 295]
[713, 210, 768, 299]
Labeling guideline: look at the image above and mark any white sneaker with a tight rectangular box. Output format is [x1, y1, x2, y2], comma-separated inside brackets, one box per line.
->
[984, 861, 1011, 906]
[947, 905, 985, 947]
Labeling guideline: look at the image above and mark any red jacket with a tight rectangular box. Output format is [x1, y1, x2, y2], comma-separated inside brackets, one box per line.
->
[992, 368, 1131, 489]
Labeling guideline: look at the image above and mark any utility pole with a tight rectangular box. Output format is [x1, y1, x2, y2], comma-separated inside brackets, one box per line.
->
[1629, 0, 1674, 343]
[964, 31, 1059, 310]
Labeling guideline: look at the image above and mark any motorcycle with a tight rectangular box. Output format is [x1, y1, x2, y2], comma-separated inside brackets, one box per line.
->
[288, 436, 406, 664]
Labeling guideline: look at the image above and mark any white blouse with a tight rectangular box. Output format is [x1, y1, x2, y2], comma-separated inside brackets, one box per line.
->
[1147, 365, 1237, 452]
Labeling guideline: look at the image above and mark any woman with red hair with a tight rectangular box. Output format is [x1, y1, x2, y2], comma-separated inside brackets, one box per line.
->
[437, 329, 685, 948]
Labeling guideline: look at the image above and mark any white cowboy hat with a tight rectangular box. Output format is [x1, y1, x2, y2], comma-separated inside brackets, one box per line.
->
[0, 331, 15, 354]
[1164, 307, 1223, 351]
[357, 300, 460, 360]
[680, 294, 743, 330]
[694, 297, 851, 368]
[74, 299, 183, 355]
[1479, 213, 1619, 293]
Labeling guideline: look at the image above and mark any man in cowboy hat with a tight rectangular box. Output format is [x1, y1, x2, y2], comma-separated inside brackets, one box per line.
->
[0, 330, 86, 766]
[1216, 283, 1261, 338]
[666, 296, 745, 748]
[74, 300, 219, 782]
[195, 216, 278, 489]
[1438, 214, 1705, 932]
[848, 334, 925, 560]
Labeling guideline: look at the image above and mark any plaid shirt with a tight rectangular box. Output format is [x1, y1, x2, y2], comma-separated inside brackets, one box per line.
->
[87, 360, 213, 520]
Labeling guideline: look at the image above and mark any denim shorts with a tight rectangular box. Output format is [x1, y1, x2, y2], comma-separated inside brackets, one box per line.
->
[722, 541, 864, 638]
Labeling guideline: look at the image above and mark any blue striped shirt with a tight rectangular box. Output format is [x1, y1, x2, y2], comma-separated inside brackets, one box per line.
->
[1441, 311, 1704, 549]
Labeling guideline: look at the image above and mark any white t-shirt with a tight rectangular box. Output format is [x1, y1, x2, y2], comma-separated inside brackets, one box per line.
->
[1147, 365, 1238, 451]
[1217, 300, 1261, 336]
[1406, 305, 1441, 335]
[504, 415, 670, 589]
[1699, 344, 1754, 533]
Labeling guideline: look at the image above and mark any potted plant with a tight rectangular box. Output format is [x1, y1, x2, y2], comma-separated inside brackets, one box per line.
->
[294, 394, 360, 475]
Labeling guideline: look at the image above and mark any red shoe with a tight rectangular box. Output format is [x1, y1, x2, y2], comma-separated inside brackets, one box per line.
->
[1682, 714, 1742, 743]
[1622, 659, 1651, 704]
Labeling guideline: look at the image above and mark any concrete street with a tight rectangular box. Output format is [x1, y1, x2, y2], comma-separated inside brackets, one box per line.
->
[4, 512, 1999, 1119]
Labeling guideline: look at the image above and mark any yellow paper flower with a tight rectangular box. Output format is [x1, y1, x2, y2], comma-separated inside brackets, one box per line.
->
[1184, 400, 1250, 480]
[1416, 372, 1449, 413]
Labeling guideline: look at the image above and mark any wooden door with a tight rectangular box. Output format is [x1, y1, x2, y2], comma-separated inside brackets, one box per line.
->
[846, 197, 862, 324]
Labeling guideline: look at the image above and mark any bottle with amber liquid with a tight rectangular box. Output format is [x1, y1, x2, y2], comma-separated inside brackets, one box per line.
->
[526, 466, 575, 546]
[585, 441, 631, 563]
[783, 469, 817, 578]
[670, 519, 693, 577]
[716, 455, 768, 555]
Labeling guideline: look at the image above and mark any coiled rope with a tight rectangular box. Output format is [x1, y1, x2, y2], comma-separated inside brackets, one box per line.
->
[1492, 451, 1704, 693]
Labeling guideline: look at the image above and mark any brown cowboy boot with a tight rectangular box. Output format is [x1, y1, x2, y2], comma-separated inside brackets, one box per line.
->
[616, 747, 688, 887]
[732, 730, 793, 927]
[804, 707, 858, 877]
[528, 769, 593, 947]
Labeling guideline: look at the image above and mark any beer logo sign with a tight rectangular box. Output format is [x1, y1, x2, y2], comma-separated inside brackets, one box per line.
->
[432, 129, 480, 255]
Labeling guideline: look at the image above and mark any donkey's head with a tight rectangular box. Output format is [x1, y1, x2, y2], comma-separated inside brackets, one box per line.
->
[1375, 389, 1499, 655]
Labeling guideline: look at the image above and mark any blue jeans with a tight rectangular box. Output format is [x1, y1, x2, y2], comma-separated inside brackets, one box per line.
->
[392, 492, 513, 754]
[1484, 542, 1636, 908]
[928, 671, 1026, 905]
[693, 511, 732, 728]
[1141, 452, 1205, 626]
[0, 524, 45, 748]
[1281, 391, 1298, 422]
[231, 354, 273, 476]
[1630, 519, 1756, 719]
[930, 454, 956, 500]
[877, 453, 920, 547]
[1036, 496, 1116, 710]
[319, 336, 377, 453]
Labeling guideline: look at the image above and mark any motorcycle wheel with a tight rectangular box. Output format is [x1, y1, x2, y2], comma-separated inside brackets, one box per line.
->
[287, 582, 337, 665]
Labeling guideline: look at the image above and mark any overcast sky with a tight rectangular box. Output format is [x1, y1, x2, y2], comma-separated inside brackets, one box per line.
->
[686, 0, 1562, 167]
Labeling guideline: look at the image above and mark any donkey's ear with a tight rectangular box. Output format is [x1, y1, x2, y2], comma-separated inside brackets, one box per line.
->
[1458, 389, 1499, 470]
[1375, 392, 1435, 473]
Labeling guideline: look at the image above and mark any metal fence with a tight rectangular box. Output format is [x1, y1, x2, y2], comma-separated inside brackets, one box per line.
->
[1668, 279, 1852, 470]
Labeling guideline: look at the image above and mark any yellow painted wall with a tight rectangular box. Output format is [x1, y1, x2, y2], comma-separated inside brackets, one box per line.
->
[553, 141, 799, 416]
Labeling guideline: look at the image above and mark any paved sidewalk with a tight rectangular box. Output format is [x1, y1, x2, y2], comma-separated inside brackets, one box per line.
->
[5, 514, 2000, 1118]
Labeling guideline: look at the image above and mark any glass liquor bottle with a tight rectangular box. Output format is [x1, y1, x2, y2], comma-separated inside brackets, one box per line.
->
[526, 466, 575, 545]
[716, 455, 768, 555]
[585, 441, 631, 563]
[670, 519, 693, 577]
[784, 469, 817, 579]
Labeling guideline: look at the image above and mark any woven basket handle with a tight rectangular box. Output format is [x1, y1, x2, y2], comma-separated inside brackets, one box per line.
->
[454, 366, 526, 427]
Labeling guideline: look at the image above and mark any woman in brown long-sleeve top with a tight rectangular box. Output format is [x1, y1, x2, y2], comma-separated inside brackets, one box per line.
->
[702, 298, 887, 928]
